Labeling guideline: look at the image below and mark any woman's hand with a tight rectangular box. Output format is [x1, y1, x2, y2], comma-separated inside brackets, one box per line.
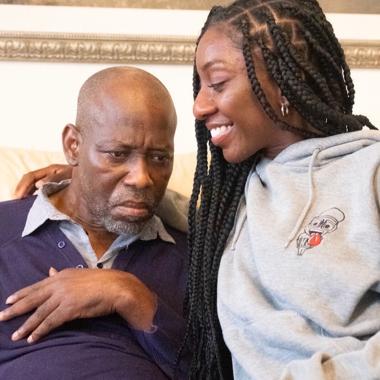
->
[14, 164, 73, 198]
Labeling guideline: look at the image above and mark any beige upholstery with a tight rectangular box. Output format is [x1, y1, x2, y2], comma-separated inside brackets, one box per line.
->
[0, 146, 196, 202]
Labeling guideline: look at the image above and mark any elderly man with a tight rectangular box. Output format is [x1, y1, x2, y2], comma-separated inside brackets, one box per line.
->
[0, 67, 188, 379]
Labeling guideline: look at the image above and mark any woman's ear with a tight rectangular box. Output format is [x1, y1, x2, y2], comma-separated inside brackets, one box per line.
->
[62, 123, 81, 166]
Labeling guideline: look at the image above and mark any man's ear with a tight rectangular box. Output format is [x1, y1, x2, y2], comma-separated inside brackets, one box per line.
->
[62, 123, 81, 166]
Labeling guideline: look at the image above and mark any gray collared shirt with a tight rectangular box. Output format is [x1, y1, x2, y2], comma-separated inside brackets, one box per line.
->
[22, 181, 175, 269]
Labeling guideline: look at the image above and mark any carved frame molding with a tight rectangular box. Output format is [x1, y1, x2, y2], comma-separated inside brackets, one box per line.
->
[0, 31, 379, 68]
[1, 1, 379, 13]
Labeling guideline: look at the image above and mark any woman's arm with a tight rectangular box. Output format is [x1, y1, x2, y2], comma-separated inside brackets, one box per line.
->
[14, 164, 72, 198]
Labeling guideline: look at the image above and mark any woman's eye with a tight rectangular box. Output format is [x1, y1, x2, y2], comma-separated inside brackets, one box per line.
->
[208, 81, 225, 92]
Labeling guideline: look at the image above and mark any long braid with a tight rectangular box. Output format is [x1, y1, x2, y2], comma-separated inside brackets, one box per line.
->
[186, 129, 252, 378]
[260, 15, 335, 133]
[305, 0, 356, 111]
[183, 1, 377, 379]
[180, 8, 241, 379]
[240, 15, 318, 137]
[279, 3, 355, 112]
[262, 12, 330, 132]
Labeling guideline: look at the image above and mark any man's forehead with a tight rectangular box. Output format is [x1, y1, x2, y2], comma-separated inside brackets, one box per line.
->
[95, 138, 174, 150]
[88, 109, 175, 134]
[77, 73, 176, 139]
[89, 116, 175, 147]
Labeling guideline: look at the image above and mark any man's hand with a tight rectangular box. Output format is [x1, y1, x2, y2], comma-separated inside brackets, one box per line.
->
[14, 164, 73, 199]
[0, 267, 157, 343]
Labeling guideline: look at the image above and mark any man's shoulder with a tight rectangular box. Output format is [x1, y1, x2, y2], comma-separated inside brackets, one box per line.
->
[164, 223, 187, 246]
[137, 221, 188, 262]
[160, 223, 189, 264]
[0, 196, 35, 217]
[0, 196, 36, 244]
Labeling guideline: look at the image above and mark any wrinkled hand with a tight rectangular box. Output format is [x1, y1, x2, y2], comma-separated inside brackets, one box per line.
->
[14, 164, 73, 199]
[0, 267, 157, 343]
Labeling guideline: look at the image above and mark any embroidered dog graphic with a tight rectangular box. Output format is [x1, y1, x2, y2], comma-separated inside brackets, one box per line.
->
[296, 208, 345, 256]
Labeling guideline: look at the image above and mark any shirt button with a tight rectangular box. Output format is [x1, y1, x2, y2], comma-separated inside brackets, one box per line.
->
[97, 263, 103, 269]
[76, 264, 84, 269]
[57, 241, 66, 248]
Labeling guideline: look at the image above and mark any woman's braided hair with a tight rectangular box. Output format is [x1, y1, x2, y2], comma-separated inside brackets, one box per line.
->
[183, 1, 377, 378]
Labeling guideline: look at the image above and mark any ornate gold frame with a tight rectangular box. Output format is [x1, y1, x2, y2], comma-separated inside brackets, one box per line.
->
[0, 1, 379, 13]
[0, 31, 379, 68]
[0, 32, 196, 65]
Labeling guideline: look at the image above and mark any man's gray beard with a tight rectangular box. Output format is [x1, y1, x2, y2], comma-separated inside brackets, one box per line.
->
[102, 214, 146, 236]
[80, 183, 156, 237]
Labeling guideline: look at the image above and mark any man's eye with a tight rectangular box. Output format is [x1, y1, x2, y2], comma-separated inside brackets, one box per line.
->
[208, 81, 225, 93]
[108, 151, 127, 159]
[150, 154, 170, 163]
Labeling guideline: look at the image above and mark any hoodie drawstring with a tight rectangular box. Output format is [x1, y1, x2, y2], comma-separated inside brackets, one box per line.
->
[284, 148, 321, 248]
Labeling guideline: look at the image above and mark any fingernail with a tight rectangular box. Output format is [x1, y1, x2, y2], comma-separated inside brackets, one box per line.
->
[11, 330, 20, 341]
[27, 335, 34, 344]
[5, 295, 15, 305]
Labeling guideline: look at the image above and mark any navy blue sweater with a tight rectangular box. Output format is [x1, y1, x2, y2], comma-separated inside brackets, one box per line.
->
[0, 197, 189, 379]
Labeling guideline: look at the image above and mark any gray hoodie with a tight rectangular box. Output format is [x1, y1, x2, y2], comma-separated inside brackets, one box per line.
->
[217, 130, 380, 380]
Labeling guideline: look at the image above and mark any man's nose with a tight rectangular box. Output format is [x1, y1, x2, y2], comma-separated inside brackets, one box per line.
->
[193, 87, 217, 121]
[122, 158, 153, 189]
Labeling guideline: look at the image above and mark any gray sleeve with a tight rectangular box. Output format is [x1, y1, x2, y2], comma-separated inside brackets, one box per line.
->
[280, 333, 380, 380]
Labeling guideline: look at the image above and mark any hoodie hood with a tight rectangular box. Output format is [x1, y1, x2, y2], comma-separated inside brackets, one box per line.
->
[272, 129, 380, 167]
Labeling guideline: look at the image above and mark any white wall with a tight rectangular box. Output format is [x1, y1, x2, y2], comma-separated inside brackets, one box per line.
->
[0, 61, 197, 152]
[327, 13, 380, 131]
[0, 5, 379, 153]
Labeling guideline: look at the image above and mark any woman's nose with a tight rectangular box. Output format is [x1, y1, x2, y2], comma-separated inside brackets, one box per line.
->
[193, 88, 217, 120]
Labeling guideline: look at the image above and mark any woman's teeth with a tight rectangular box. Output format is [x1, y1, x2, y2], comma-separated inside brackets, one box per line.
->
[210, 125, 232, 138]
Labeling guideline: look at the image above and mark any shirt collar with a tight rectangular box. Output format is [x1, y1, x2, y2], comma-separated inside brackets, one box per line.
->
[22, 180, 71, 237]
[22, 181, 175, 244]
[139, 215, 175, 244]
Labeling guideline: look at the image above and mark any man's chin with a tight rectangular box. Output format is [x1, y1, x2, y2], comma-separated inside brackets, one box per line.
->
[112, 211, 153, 224]
[105, 220, 143, 236]
[104, 214, 152, 236]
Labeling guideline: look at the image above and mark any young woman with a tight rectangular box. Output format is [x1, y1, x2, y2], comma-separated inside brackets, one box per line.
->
[13, 1, 380, 379]
[185, 0, 379, 379]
